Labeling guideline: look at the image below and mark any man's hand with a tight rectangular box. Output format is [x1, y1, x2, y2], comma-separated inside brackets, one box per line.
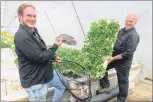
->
[56, 56, 62, 63]
[55, 38, 63, 46]
[107, 54, 122, 64]
[107, 57, 115, 64]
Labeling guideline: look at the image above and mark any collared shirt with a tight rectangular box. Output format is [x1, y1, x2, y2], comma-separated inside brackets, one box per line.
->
[14, 24, 58, 88]
[113, 27, 139, 60]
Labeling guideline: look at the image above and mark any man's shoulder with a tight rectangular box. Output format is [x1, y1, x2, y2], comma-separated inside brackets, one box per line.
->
[120, 28, 125, 31]
[128, 28, 139, 41]
[131, 28, 139, 37]
[14, 28, 30, 41]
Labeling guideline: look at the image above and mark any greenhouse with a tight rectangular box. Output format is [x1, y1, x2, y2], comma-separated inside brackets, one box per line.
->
[1, 1, 152, 102]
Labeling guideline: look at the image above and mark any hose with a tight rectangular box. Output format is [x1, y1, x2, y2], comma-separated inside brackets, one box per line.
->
[51, 59, 92, 102]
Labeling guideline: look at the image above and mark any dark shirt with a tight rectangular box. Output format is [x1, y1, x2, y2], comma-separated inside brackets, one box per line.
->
[113, 27, 139, 60]
[14, 24, 58, 88]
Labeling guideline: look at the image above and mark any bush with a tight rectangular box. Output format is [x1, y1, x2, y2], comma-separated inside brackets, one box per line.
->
[82, 19, 120, 78]
[56, 19, 120, 79]
[56, 47, 86, 76]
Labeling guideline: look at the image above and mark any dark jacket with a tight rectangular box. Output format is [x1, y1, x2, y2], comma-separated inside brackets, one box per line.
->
[14, 24, 58, 88]
[112, 27, 139, 67]
[113, 27, 139, 59]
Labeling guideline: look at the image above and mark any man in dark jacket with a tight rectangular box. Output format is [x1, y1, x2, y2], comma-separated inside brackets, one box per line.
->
[14, 4, 65, 101]
[98, 14, 140, 102]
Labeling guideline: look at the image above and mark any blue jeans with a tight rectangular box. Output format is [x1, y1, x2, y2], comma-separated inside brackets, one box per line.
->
[25, 70, 66, 102]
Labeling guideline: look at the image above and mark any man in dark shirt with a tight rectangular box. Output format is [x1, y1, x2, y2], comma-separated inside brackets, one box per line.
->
[98, 14, 139, 102]
[14, 4, 65, 101]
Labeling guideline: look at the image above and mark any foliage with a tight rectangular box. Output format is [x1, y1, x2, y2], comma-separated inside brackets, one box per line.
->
[82, 19, 120, 78]
[0, 36, 18, 67]
[56, 19, 120, 79]
[0, 37, 14, 48]
[56, 47, 86, 76]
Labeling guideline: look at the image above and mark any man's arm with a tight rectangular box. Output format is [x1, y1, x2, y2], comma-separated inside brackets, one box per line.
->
[108, 34, 139, 63]
[15, 37, 60, 63]
[120, 34, 139, 59]
[107, 54, 122, 64]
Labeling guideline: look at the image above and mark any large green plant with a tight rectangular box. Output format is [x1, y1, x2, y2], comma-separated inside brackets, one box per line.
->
[56, 19, 120, 79]
[82, 19, 120, 78]
[56, 47, 86, 76]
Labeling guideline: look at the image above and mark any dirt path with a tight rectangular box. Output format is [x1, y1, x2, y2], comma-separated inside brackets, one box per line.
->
[127, 80, 152, 101]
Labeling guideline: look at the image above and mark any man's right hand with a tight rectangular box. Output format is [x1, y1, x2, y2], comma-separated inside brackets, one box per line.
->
[55, 38, 63, 46]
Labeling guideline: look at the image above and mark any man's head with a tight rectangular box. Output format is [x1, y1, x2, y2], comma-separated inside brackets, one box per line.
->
[125, 13, 138, 30]
[17, 4, 36, 29]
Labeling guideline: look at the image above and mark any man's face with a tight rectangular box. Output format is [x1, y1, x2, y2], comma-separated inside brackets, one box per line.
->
[125, 15, 137, 30]
[19, 7, 36, 28]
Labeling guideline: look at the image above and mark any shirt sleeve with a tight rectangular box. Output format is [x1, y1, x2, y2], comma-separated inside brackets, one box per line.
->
[15, 38, 58, 63]
[121, 34, 139, 59]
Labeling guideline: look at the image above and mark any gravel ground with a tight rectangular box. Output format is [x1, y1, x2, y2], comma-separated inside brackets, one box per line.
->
[127, 80, 152, 102]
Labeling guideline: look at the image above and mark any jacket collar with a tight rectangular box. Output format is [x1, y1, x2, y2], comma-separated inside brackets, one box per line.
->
[123, 27, 135, 33]
[19, 24, 37, 34]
